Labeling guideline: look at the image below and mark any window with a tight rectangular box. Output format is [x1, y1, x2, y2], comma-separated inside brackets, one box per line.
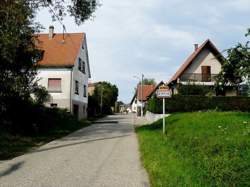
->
[83, 85, 87, 97]
[82, 42, 85, 50]
[75, 81, 79, 95]
[201, 66, 211, 82]
[48, 78, 61, 92]
[78, 58, 82, 71]
[82, 61, 86, 74]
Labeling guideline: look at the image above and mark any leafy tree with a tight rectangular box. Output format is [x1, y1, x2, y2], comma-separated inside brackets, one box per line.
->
[33, 86, 51, 105]
[32, 0, 98, 25]
[216, 30, 250, 94]
[139, 78, 156, 85]
[88, 82, 119, 116]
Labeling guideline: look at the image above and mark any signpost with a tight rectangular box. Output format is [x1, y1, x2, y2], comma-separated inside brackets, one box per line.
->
[156, 85, 172, 134]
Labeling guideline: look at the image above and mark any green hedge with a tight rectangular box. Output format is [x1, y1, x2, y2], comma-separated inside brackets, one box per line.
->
[147, 95, 250, 113]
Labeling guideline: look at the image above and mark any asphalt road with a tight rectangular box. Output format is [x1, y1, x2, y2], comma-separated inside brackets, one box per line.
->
[0, 114, 149, 187]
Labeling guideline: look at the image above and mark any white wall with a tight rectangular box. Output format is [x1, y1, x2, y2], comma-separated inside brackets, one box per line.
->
[36, 68, 72, 110]
[184, 49, 222, 75]
[71, 37, 89, 105]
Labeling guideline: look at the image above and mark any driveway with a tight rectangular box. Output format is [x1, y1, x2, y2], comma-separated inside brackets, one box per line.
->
[0, 114, 149, 187]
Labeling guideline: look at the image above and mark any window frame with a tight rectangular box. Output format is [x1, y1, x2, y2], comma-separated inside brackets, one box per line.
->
[48, 78, 62, 93]
[75, 80, 79, 95]
[78, 58, 82, 71]
[83, 85, 87, 97]
[82, 61, 86, 74]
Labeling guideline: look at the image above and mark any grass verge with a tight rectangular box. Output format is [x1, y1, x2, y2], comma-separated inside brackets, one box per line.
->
[136, 112, 250, 187]
[0, 118, 90, 160]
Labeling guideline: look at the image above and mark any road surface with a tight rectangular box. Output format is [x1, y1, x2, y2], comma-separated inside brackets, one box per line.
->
[0, 114, 149, 187]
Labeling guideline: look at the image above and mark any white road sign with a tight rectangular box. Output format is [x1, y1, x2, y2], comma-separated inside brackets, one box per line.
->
[156, 89, 171, 98]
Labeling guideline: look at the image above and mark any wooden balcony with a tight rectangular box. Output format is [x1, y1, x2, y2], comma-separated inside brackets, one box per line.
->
[180, 73, 218, 82]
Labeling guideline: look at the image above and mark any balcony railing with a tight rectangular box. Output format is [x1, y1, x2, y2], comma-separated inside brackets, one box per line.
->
[180, 73, 218, 82]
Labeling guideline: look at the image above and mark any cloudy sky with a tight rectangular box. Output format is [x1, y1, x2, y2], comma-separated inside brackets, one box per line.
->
[36, 0, 250, 103]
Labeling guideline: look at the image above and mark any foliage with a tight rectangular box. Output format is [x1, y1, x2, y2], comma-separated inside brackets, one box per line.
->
[32, 0, 98, 25]
[178, 83, 213, 96]
[147, 95, 162, 114]
[88, 82, 119, 116]
[0, 106, 90, 160]
[147, 95, 250, 113]
[136, 112, 250, 187]
[32, 85, 51, 105]
[216, 30, 250, 93]
[139, 78, 156, 85]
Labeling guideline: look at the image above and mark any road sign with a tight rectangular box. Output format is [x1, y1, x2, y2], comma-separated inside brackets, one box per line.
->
[156, 87, 171, 98]
[156, 86, 171, 134]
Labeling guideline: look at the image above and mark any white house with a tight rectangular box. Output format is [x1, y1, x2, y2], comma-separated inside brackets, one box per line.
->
[35, 26, 91, 119]
[168, 39, 236, 96]
[130, 85, 155, 114]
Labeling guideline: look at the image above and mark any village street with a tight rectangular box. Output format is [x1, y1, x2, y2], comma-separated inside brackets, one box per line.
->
[0, 115, 149, 187]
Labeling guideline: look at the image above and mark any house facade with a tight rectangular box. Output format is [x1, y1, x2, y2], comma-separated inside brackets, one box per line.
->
[130, 85, 155, 114]
[35, 26, 91, 119]
[168, 39, 236, 96]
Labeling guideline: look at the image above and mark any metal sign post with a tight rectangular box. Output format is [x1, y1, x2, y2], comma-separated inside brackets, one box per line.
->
[156, 85, 171, 134]
[163, 97, 165, 134]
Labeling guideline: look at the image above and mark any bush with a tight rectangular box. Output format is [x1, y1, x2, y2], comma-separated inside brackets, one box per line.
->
[178, 83, 213, 96]
[0, 97, 76, 135]
[147, 95, 250, 113]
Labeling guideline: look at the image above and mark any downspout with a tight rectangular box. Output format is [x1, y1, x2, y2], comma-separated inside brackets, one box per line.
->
[70, 67, 73, 113]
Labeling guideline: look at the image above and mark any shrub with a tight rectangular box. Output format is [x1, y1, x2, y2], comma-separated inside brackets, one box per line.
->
[147, 95, 250, 113]
[178, 83, 212, 96]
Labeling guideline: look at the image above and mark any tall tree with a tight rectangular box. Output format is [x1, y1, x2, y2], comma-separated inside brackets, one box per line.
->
[89, 82, 119, 115]
[216, 30, 250, 94]
[139, 78, 156, 85]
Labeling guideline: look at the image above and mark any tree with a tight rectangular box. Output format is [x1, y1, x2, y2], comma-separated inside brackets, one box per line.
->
[32, 0, 98, 25]
[88, 82, 119, 116]
[139, 78, 156, 85]
[216, 30, 250, 94]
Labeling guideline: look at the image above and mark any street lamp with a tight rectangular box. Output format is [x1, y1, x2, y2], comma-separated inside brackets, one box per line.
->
[133, 74, 144, 117]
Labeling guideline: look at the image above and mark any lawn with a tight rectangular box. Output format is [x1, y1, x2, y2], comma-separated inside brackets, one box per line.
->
[136, 112, 250, 187]
[0, 118, 90, 160]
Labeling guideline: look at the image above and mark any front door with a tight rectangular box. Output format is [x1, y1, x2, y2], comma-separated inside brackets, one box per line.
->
[201, 66, 211, 82]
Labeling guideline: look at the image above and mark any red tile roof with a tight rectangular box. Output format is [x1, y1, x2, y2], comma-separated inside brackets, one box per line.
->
[168, 39, 223, 84]
[35, 33, 84, 67]
[137, 85, 155, 101]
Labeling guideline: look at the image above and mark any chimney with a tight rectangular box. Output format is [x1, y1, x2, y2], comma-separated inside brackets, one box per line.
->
[49, 26, 54, 39]
[194, 44, 199, 51]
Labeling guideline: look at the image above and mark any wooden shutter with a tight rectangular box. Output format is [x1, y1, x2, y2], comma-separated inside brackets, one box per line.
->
[201, 66, 211, 82]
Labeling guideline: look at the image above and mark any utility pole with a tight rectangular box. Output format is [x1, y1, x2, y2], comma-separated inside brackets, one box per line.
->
[141, 74, 144, 117]
[100, 86, 103, 114]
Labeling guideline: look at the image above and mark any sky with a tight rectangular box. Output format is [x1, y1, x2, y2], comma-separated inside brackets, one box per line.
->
[36, 0, 250, 103]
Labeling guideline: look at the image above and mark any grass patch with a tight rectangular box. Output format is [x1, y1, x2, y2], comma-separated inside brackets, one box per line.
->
[0, 118, 90, 160]
[136, 112, 250, 187]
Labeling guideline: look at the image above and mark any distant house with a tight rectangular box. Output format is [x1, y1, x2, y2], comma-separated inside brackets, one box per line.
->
[35, 26, 91, 119]
[130, 85, 155, 114]
[88, 82, 100, 96]
[167, 39, 236, 96]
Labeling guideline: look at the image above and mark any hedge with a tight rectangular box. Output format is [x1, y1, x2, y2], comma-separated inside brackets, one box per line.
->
[147, 95, 250, 113]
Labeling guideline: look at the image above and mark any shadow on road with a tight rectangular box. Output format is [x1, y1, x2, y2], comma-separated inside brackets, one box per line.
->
[31, 134, 131, 154]
[0, 161, 25, 178]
